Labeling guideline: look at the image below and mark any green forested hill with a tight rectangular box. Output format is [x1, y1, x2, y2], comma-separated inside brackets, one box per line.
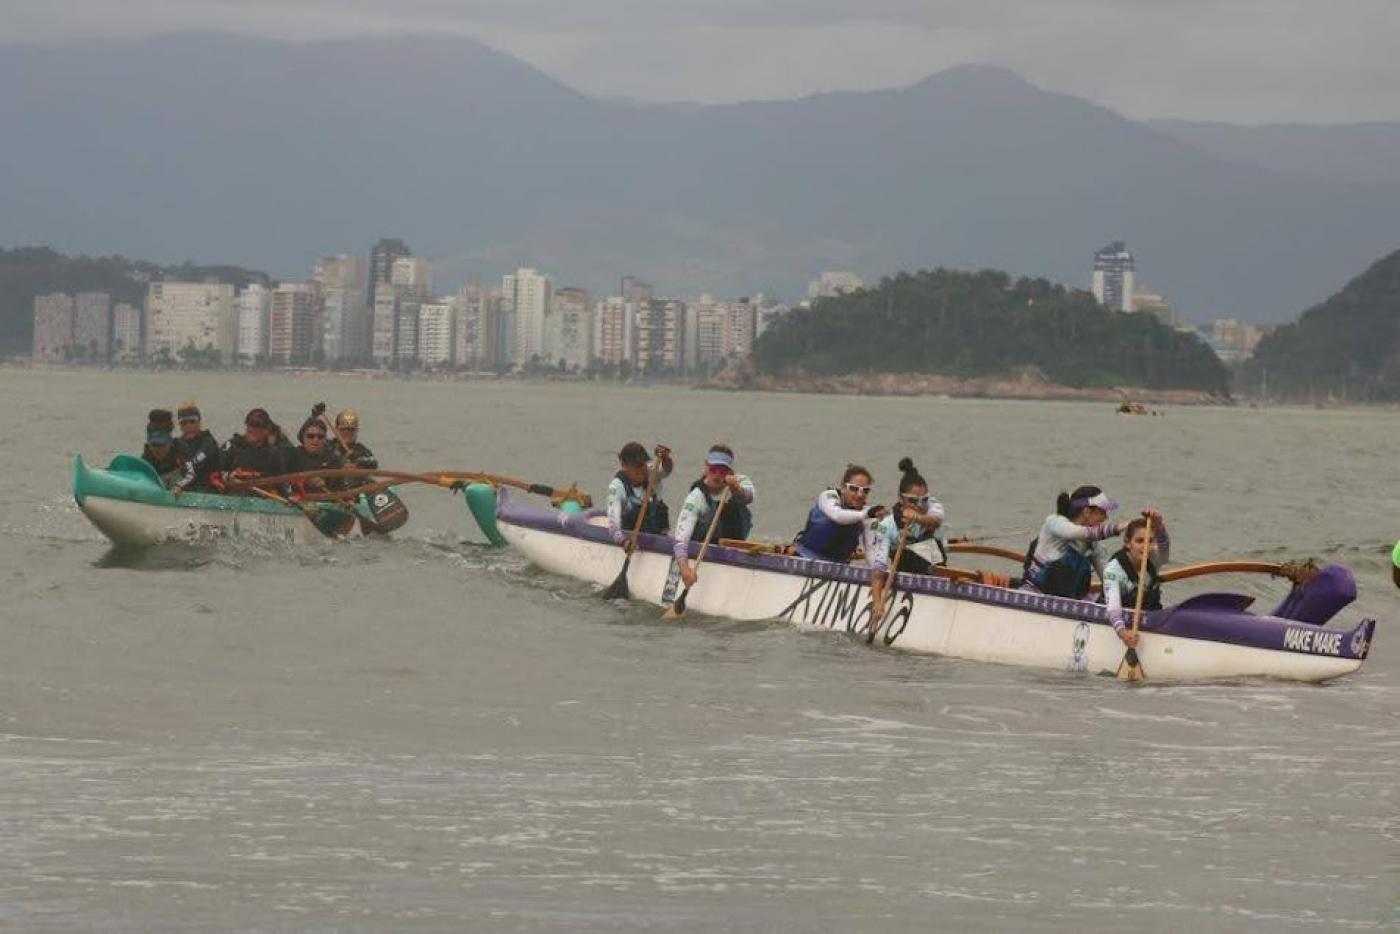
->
[0, 247, 272, 355]
[1243, 250, 1400, 402]
[754, 269, 1230, 394]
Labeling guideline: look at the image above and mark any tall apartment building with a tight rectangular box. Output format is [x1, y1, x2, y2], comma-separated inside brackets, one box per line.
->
[31, 293, 75, 362]
[391, 256, 431, 297]
[693, 299, 728, 371]
[547, 286, 591, 370]
[314, 254, 367, 363]
[73, 291, 111, 360]
[112, 302, 141, 361]
[371, 282, 398, 364]
[417, 301, 454, 366]
[267, 283, 324, 364]
[1092, 241, 1136, 312]
[394, 298, 420, 363]
[503, 267, 551, 365]
[452, 282, 498, 370]
[369, 238, 411, 296]
[235, 283, 271, 364]
[145, 282, 237, 361]
[636, 299, 686, 375]
[594, 296, 634, 366]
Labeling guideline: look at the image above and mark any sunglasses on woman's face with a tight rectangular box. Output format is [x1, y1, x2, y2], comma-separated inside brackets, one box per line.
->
[843, 482, 872, 496]
[305, 433, 325, 440]
[901, 493, 930, 506]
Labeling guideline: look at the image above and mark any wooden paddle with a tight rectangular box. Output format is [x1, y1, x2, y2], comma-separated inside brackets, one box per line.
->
[601, 461, 660, 601]
[947, 542, 1026, 562]
[247, 486, 357, 538]
[867, 517, 915, 644]
[228, 466, 593, 508]
[1117, 516, 1153, 682]
[663, 488, 730, 620]
[1160, 559, 1318, 585]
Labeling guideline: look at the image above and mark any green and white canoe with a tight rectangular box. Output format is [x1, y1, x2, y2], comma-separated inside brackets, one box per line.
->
[73, 454, 353, 546]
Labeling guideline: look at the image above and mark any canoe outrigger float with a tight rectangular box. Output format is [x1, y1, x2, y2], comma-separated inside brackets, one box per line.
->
[73, 454, 356, 546]
[495, 490, 1376, 683]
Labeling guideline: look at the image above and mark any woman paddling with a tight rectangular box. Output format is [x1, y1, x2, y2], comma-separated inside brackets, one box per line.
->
[873, 457, 948, 575]
[1100, 511, 1169, 648]
[672, 444, 755, 589]
[793, 465, 887, 565]
[1020, 485, 1130, 599]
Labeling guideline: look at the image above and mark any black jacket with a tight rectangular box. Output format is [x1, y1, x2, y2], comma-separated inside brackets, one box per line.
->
[173, 429, 221, 492]
[220, 434, 288, 477]
[142, 444, 184, 487]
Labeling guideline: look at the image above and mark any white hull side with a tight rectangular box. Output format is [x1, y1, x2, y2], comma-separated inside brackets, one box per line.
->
[503, 523, 1362, 683]
[80, 496, 320, 547]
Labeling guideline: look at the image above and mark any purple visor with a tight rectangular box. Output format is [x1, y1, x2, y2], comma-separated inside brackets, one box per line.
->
[1071, 491, 1118, 512]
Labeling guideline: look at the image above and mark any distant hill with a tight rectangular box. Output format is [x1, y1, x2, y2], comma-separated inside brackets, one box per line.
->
[2, 33, 1399, 321]
[1243, 250, 1400, 402]
[0, 247, 271, 354]
[1151, 120, 1400, 186]
[753, 268, 1230, 395]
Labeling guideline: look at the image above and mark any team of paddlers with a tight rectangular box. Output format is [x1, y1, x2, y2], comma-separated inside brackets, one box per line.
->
[140, 401, 377, 498]
[138, 407, 1171, 646]
[604, 441, 1169, 650]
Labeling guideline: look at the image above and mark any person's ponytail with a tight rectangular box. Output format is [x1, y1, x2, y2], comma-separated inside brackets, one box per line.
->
[897, 457, 925, 494]
[1056, 491, 1074, 518]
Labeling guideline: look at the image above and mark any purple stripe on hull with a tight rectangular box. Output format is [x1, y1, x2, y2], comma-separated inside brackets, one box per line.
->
[497, 491, 1376, 663]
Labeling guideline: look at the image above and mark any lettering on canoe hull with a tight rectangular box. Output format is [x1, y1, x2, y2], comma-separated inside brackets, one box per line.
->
[1282, 626, 1342, 656]
[778, 576, 915, 646]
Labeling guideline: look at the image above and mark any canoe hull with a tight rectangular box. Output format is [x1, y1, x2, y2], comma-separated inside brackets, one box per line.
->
[74, 454, 323, 547]
[500, 497, 1373, 684]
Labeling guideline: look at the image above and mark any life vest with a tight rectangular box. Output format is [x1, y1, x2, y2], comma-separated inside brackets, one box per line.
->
[1103, 548, 1163, 611]
[893, 504, 947, 564]
[1025, 534, 1095, 599]
[687, 479, 752, 542]
[616, 470, 670, 535]
[795, 490, 863, 563]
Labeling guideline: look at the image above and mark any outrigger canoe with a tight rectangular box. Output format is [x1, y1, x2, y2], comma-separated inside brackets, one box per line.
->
[495, 490, 1376, 683]
[73, 454, 354, 546]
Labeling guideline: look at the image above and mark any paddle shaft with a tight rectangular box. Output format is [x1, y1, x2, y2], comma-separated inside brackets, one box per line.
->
[868, 517, 915, 644]
[667, 487, 731, 617]
[602, 459, 661, 599]
[1119, 517, 1153, 681]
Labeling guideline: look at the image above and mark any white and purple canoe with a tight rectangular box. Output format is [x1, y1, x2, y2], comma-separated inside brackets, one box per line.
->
[497, 490, 1377, 683]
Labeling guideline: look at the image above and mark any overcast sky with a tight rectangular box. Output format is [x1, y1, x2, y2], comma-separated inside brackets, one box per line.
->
[8, 0, 1399, 122]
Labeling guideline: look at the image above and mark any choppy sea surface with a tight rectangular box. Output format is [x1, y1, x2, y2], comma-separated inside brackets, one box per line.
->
[1, 367, 1396, 931]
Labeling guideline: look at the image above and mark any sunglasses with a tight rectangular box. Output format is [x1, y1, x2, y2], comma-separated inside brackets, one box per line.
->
[843, 482, 872, 496]
[901, 493, 931, 506]
[305, 432, 326, 440]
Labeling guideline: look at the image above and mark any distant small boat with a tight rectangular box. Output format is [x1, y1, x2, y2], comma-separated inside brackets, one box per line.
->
[1116, 401, 1153, 415]
[73, 454, 350, 546]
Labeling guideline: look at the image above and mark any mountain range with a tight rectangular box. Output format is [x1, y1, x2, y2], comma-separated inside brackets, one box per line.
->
[2, 31, 1398, 322]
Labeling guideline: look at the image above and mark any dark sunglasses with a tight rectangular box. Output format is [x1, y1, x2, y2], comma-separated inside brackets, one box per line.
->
[304, 432, 326, 440]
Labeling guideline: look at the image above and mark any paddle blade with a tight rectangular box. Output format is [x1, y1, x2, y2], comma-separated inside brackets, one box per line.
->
[309, 504, 357, 538]
[1116, 647, 1146, 682]
[663, 587, 690, 620]
[601, 556, 632, 600]
[360, 489, 410, 533]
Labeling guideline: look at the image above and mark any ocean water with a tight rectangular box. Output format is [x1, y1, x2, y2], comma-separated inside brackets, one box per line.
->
[0, 367, 1395, 931]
